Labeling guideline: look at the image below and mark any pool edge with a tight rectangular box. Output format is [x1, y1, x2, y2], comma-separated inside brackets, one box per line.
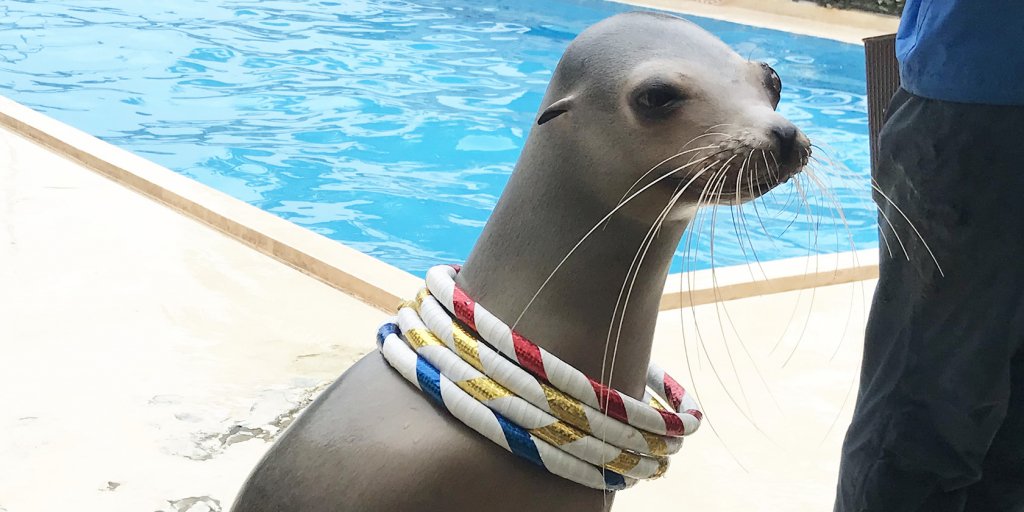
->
[661, 250, 878, 310]
[615, 0, 899, 44]
[0, 95, 879, 312]
[0, 95, 421, 313]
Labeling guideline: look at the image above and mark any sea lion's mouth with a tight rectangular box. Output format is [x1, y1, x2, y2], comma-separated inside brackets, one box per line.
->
[722, 170, 802, 201]
[672, 128, 812, 202]
[662, 146, 808, 204]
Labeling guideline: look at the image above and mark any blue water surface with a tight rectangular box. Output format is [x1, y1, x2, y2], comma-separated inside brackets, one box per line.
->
[0, 0, 877, 275]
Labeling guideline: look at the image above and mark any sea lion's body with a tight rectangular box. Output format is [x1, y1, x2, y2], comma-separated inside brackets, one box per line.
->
[233, 11, 809, 512]
[230, 355, 612, 511]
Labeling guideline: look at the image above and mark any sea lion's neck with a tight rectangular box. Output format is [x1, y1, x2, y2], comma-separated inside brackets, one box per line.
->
[457, 145, 691, 399]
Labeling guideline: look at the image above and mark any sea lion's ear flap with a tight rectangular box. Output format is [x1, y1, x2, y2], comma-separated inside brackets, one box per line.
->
[537, 96, 573, 125]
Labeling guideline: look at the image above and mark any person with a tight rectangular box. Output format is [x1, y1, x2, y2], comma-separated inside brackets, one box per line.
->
[835, 2, 1024, 511]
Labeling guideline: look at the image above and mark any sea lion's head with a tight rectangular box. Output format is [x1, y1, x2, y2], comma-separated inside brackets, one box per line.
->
[533, 11, 810, 212]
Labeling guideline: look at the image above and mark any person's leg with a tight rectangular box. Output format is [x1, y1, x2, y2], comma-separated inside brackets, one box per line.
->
[835, 89, 1024, 512]
[964, 348, 1024, 511]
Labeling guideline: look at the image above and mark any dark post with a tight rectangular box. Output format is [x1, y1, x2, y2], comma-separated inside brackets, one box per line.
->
[863, 33, 900, 174]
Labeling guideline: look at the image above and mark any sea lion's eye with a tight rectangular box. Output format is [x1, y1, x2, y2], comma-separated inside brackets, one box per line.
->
[760, 62, 782, 109]
[634, 83, 685, 116]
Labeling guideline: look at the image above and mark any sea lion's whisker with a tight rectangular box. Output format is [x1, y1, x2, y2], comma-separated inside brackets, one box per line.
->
[768, 282, 813, 356]
[738, 203, 770, 281]
[600, 176, 700, 392]
[804, 147, 938, 273]
[818, 371, 858, 448]
[602, 160, 716, 388]
[728, 206, 755, 280]
[602, 161, 714, 454]
[720, 204, 785, 414]
[803, 168, 853, 257]
[765, 149, 801, 224]
[718, 156, 786, 409]
[803, 158, 855, 237]
[684, 167, 722, 370]
[767, 150, 782, 182]
[778, 178, 803, 224]
[808, 141, 864, 181]
[724, 150, 786, 368]
[870, 179, 944, 276]
[780, 178, 819, 368]
[732, 148, 759, 204]
[703, 123, 741, 132]
[774, 178, 807, 238]
[804, 152, 897, 261]
[512, 153, 723, 329]
[794, 176, 823, 261]
[744, 159, 817, 361]
[745, 150, 774, 235]
[741, 153, 835, 366]
[599, 180, 690, 487]
[603, 146, 713, 236]
[757, 150, 773, 200]
[707, 168, 757, 416]
[733, 197, 769, 283]
[604, 180, 691, 403]
[730, 154, 763, 282]
[876, 199, 910, 261]
[806, 150, 867, 229]
[763, 150, 790, 213]
[682, 164, 723, 369]
[807, 151, 853, 181]
[794, 159, 868, 368]
[798, 168, 866, 363]
[854, 178, 896, 258]
[682, 167, 768, 433]
[711, 154, 740, 203]
[736, 150, 773, 281]
[831, 276, 872, 363]
[804, 173, 843, 275]
[710, 171, 784, 419]
[878, 225, 896, 259]
[765, 149, 781, 184]
[617, 142, 723, 205]
[766, 179, 818, 359]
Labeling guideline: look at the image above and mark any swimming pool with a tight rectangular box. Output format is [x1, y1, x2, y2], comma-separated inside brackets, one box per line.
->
[0, 0, 876, 275]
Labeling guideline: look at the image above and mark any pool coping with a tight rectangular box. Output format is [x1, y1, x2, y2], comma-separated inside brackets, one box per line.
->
[0, 95, 878, 313]
[0, 96, 421, 312]
[617, 0, 899, 44]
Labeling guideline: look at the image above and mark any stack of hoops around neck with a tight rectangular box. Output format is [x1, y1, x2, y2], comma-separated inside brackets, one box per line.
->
[376, 264, 703, 490]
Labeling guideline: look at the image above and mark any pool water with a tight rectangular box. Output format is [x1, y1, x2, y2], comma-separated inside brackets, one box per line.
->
[0, 0, 876, 275]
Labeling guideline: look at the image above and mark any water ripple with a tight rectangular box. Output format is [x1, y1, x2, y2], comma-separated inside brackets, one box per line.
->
[0, 0, 876, 275]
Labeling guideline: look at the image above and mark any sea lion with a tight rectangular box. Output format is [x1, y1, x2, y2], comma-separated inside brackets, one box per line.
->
[231, 11, 809, 512]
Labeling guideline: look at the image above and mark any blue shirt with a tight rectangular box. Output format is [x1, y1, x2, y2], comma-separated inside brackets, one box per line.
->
[897, 1, 1024, 105]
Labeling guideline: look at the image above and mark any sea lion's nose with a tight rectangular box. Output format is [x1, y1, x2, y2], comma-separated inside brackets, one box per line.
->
[770, 123, 809, 168]
[771, 123, 798, 158]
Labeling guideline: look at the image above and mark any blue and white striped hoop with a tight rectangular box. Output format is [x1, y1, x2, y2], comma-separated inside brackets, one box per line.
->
[374, 265, 704, 490]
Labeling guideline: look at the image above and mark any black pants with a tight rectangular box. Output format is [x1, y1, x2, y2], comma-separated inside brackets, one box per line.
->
[835, 89, 1024, 512]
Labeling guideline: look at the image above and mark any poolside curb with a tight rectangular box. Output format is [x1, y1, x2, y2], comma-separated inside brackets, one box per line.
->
[0, 96, 422, 313]
[0, 96, 879, 313]
[660, 250, 878, 310]
[618, 0, 898, 44]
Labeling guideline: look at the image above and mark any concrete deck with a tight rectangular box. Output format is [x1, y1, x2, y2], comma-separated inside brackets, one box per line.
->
[0, 123, 875, 511]
[0, 126, 388, 511]
[623, 276, 874, 511]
